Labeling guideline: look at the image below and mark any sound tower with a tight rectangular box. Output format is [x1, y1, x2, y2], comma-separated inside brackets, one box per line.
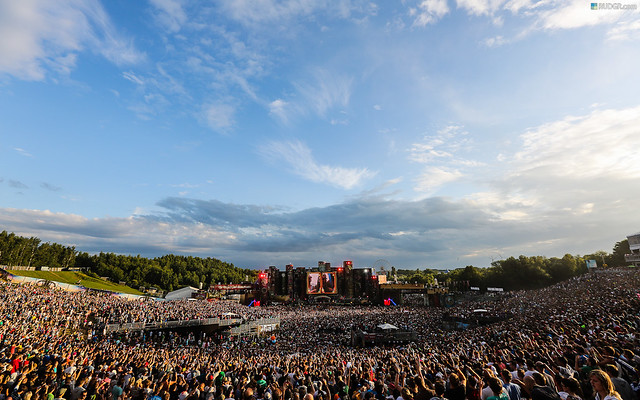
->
[286, 264, 294, 299]
[343, 261, 354, 298]
[268, 266, 278, 295]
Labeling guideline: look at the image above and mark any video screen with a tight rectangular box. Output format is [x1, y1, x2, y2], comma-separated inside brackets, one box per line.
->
[307, 272, 338, 294]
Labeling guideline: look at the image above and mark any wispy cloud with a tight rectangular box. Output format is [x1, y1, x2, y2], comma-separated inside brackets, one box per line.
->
[202, 102, 236, 132]
[149, 0, 187, 33]
[269, 99, 289, 124]
[536, 0, 621, 30]
[218, 0, 354, 26]
[0, 0, 144, 81]
[607, 20, 640, 41]
[469, 105, 640, 226]
[481, 35, 507, 47]
[259, 140, 375, 189]
[449, 0, 639, 46]
[294, 69, 353, 118]
[14, 148, 33, 157]
[410, 0, 450, 26]
[512, 105, 640, 179]
[41, 182, 62, 192]
[8, 180, 28, 189]
[456, 0, 507, 16]
[415, 167, 463, 193]
[122, 71, 145, 86]
[268, 68, 354, 124]
[408, 125, 481, 192]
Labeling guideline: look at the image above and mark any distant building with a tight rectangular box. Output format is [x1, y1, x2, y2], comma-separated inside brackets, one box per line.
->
[165, 286, 199, 300]
[625, 232, 640, 267]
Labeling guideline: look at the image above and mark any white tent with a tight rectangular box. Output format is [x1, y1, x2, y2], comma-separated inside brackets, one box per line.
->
[377, 323, 399, 330]
[165, 286, 198, 300]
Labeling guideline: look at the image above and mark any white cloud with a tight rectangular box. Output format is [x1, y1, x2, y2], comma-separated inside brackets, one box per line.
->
[0, 0, 143, 81]
[460, 0, 639, 44]
[270, 69, 353, 123]
[411, 0, 450, 26]
[259, 140, 376, 189]
[0, 208, 237, 254]
[512, 105, 640, 179]
[409, 145, 453, 163]
[468, 105, 640, 227]
[203, 102, 236, 132]
[14, 148, 33, 157]
[607, 19, 640, 41]
[149, 0, 187, 33]
[408, 125, 482, 192]
[408, 125, 471, 163]
[456, 0, 507, 16]
[294, 69, 353, 118]
[219, 0, 354, 25]
[538, 0, 621, 30]
[415, 166, 463, 192]
[122, 71, 145, 85]
[504, 0, 547, 14]
[482, 35, 507, 47]
[269, 99, 289, 123]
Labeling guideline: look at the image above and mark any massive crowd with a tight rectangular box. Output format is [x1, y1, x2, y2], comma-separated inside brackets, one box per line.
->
[1, 268, 639, 400]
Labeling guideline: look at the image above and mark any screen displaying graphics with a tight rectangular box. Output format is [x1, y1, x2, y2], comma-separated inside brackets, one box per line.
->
[307, 272, 322, 294]
[307, 272, 338, 294]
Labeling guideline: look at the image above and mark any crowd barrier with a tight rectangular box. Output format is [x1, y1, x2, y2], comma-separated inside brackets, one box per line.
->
[104, 315, 246, 333]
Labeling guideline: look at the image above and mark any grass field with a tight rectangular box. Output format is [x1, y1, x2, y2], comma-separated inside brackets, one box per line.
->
[6, 270, 144, 295]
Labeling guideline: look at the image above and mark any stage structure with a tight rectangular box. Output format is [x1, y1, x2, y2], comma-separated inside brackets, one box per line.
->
[253, 261, 449, 306]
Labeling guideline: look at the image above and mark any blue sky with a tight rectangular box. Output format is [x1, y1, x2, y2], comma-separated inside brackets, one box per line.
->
[1, 0, 639, 270]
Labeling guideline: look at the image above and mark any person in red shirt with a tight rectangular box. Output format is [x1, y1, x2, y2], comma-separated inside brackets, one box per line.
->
[11, 354, 22, 374]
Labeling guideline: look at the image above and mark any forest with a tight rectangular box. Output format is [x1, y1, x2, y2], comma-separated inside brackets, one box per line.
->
[0, 230, 631, 293]
[0, 231, 256, 292]
[395, 239, 631, 291]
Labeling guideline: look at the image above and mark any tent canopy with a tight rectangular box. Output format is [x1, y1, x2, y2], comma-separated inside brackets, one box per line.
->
[377, 323, 399, 330]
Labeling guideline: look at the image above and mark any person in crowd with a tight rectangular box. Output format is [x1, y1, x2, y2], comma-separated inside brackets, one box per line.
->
[485, 378, 508, 400]
[501, 369, 521, 400]
[604, 365, 634, 400]
[557, 378, 582, 400]
[523, 374, 561, 400]
[590, 370, 622, 400]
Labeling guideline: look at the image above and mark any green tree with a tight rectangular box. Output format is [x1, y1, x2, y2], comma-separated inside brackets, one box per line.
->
[608, 239, 630, 268]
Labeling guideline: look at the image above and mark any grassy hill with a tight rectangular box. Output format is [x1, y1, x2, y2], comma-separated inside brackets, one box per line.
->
[7, 270, 144, 295]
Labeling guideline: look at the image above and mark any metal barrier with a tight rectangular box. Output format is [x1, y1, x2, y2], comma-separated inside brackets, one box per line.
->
[229, 317, 281, 337]
[105, 316, 244, 333]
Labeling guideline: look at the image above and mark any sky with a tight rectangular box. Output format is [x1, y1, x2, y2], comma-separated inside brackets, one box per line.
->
[1, 0, 640, 271]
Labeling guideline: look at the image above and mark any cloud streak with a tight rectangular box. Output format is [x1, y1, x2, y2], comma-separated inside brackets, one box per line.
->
[410, 0, 450, 26]
[0, 0, 144, 80]
[259, 140, 375, 189]
[292, 69, 353, 120]
[409, 125, 481, 192]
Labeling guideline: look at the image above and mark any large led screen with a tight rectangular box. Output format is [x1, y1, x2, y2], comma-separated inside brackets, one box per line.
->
[307, 272, 338, 294]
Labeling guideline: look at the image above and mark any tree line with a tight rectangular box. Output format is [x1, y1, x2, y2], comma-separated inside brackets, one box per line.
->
[0, 230, 632, 294]
[395, 239, 631, 291]
[0, 231, 256, 292]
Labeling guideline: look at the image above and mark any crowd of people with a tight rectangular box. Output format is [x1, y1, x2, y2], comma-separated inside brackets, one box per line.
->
[1, 268, 639, 400]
